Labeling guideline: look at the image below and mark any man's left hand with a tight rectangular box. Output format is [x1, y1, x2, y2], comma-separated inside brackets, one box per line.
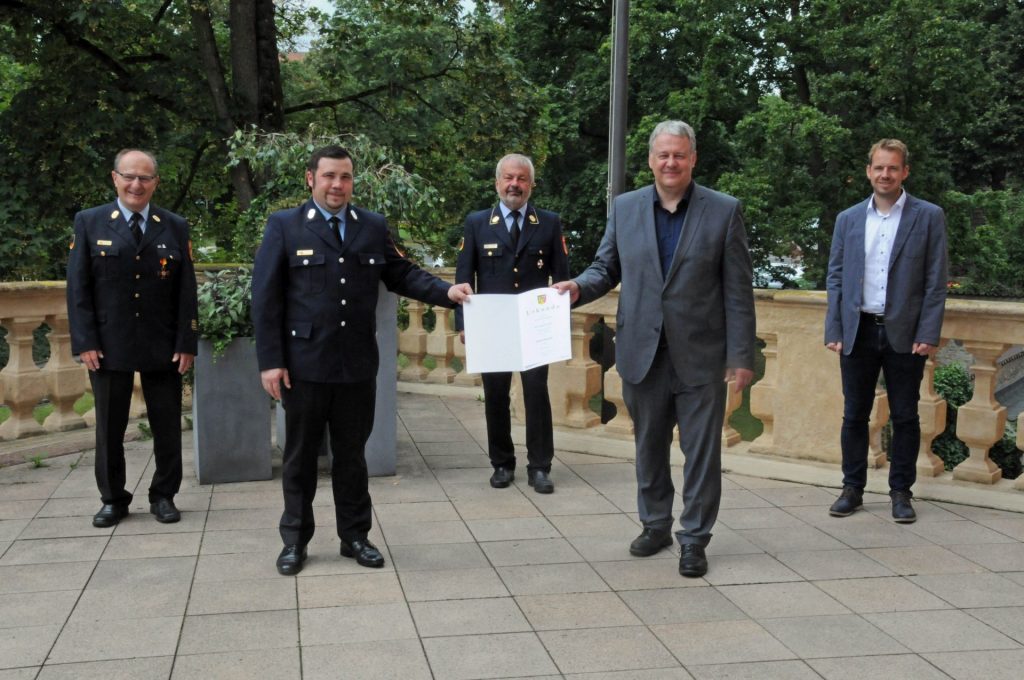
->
[912, 342, 938, 356]
[173, 352, 195, 374]
[725, 367, 754, 393]
[448, 283, 473, 303]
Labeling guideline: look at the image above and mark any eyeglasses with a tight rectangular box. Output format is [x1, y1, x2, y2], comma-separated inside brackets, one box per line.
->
[114, 170, 158, 184]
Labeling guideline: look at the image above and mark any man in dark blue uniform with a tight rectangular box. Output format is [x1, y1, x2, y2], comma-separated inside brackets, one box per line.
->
[253, 145, 473, 576]
[455, 154, 569, 493]
[67, 149, 198, 528]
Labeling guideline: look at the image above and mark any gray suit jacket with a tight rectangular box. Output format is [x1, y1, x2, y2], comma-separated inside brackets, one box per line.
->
[575, 183, 756, 386]
[825, 192, 948, 354]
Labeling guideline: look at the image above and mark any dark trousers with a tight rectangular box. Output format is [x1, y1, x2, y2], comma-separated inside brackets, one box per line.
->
[279, 378, 375, 546]
[481, 365, 553, 473]
[623, 348, 726, 547]
[839, 316, 927, 492]
[90, 368, 182, 506]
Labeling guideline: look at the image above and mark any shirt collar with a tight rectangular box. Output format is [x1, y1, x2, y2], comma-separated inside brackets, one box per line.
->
[499, 202, 529, 220]
[653, 182, 694, 210]
[313, 199, 346, 223]
[867, 189, 907, 216]
[116, 199, 150, 222]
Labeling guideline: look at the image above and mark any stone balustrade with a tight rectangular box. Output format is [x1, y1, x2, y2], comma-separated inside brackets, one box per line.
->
[4, 278, 1023, 499]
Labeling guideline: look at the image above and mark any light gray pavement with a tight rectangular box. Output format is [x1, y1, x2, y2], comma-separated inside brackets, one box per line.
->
[2, 391, 1024, 679]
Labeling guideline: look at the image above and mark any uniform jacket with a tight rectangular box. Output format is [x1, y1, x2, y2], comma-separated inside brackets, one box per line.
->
[66, 201, 198, 372]
[825, 192, 948, 355]
[574, 183, 756, 386]
[252, 199, 454, 383]
[454, 204, 569, 331]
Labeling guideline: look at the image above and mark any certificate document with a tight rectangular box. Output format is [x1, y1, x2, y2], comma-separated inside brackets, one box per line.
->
[463, 287, 572, 373]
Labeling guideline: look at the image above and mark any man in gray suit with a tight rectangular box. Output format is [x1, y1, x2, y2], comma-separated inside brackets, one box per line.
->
[825, 139, 948, 523]
[554, 120, 756, 577]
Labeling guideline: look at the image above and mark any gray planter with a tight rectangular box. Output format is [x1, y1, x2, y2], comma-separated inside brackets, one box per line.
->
[193, 337, 273, 484]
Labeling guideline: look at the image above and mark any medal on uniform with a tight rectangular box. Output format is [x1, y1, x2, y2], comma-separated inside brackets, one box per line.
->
[159, 257, 170, 279]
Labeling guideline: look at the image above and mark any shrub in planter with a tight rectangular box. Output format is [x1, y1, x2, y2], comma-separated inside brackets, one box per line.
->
[196, 266, 254, 357]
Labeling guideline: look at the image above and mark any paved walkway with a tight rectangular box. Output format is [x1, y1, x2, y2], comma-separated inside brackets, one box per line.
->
[2, 392, 1024, 679]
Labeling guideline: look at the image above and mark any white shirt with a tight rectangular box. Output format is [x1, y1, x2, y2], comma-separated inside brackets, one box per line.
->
[861, 191, 907, 314]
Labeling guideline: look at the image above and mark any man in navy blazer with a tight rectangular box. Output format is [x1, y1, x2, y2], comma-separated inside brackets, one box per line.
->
[825, 139, 948, 523]
[67, 149, 198, 528]
[455, 154, 569, 493]
[252, 145, 472, 575]
[555, 121, 756, 577]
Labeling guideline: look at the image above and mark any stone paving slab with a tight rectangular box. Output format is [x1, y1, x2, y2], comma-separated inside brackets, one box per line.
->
[1, 391, 1023, 678]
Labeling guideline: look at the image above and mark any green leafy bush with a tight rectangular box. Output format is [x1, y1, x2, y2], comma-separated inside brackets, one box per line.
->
[196, 267, 254, 358]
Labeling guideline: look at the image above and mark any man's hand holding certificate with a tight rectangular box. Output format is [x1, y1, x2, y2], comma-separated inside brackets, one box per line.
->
[463, 287, 572, 374]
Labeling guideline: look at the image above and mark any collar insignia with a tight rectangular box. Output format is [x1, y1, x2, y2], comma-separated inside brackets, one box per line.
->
[349, 209, 358, 221]
[110, 210, 120, 220]
[307, 208, 316, 220]
[490, 215, 500, 225]
[151, 214, 161, 223]
[528, 213, 538, 224]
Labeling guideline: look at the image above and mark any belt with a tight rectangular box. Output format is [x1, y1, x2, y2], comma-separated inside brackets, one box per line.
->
[861, 312, 885, 325]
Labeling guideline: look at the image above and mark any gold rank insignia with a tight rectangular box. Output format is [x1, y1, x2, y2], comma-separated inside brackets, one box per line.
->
[97, 239, 113, 246]
[152, 214, 161, 223]
[307, 208, 316, 220]
[490, 214, 500, 225]
[562, 236, 569, 255]
[69, 234, 75, 250]
[528, 213, 538, 224]
[110, 209, 120, 220]
[457, 237, 464, 251]
[297, 249, 314, 256]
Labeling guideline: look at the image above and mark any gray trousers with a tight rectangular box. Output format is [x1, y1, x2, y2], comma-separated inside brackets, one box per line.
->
[622, 348, 726, 547]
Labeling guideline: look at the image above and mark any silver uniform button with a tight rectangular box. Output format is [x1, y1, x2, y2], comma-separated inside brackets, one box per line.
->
[369, 258, 375, 264]
[340, 278, 346, 284]
[341, 299, 347, 305]
[291, 330, 296, 336]
[339, 257, 344, 263]
[340, 321, 346, 327]
[303, 258, 309, 265]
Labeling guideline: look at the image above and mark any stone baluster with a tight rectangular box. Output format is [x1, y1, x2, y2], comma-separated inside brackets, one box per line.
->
[0, 318, 46, 439]
[129, 374, 147, 419]
[953, 341, 1008, 484]
[452, 327, 480, 387]
[549, 312, 601, 428]
[867, 386, 889, 469]
[425, 307, 457, 383]
[398, 300, 429, 381]
[721, 376, 742, 448]
[1015, 413, 1024, 491]
[41, 315, 89, 431]
[600, 317, 633, 436]
[748, 333, 777, 453]
[916, 351, 947, 477]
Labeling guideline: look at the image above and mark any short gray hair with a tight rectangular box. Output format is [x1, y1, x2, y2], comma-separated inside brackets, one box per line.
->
[495, 153, 535, 183]
[113, 148, 159, 174]
[648, 121, 697, 153]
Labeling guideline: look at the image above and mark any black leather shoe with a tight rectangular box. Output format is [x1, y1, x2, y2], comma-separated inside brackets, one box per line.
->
[276, 544, 308, 575]
[679, 544, 708, 577]
[527, 470, 554, 494]
[490, 466, 514, 489]
[891, 490, 917, 523]
[149, 498, 181, 523]
[629, 527, 673, 557]
[828, 485, 863, 517]
[92, 504, 128, 528]
[340, 539, 385, 568]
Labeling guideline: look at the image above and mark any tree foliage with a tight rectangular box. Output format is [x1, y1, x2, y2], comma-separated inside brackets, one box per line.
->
[0, 0, 1021, 295]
